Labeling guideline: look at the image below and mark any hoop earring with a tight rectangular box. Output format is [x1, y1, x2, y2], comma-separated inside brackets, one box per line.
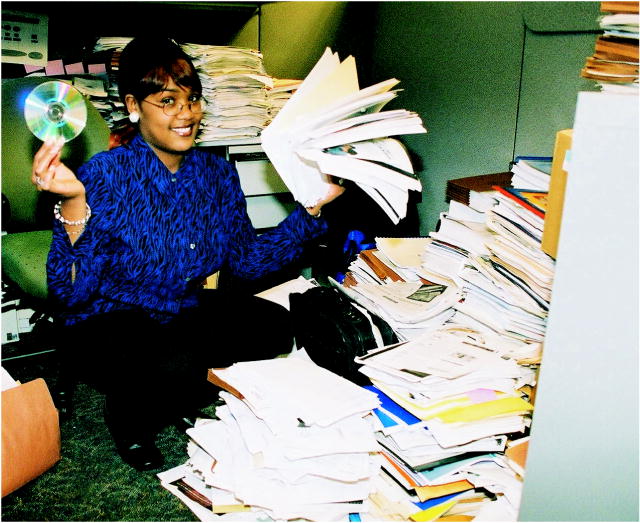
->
[129, 112, 139, 123]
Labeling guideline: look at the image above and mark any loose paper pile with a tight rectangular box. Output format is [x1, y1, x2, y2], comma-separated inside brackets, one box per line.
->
[352, 324, 536, 520]
[159, 350, 382, 521]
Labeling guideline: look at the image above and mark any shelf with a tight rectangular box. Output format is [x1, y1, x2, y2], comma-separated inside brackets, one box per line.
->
[196, 136, 262, 147]
[2, 1, 262, 65]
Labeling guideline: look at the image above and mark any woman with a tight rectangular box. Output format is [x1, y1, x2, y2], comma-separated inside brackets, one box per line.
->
[31, 37, 344, 471]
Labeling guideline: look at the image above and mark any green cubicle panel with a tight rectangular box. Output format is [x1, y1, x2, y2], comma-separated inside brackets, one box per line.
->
[361, 1, 602, 233]
[366, 1, 525, 233]
[514, 2, 601, 157]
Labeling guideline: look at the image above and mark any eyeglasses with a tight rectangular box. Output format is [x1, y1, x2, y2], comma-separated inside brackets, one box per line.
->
[142, 96, 207, 116]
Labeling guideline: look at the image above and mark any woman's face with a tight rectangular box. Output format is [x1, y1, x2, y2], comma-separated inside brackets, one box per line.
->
[131, 77, 203, 168]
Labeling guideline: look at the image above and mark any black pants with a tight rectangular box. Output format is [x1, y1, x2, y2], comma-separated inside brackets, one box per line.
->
[64, 289, 293, 440]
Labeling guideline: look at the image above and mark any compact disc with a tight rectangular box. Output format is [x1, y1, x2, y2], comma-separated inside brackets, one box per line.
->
[24, 80, 87, 142]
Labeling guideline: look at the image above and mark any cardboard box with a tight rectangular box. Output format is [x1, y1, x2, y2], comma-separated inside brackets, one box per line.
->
[2, 378, 61, 497]
[542, 129, 573, 259]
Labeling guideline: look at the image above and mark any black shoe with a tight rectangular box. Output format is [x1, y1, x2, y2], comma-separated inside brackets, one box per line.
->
[104, 399, 164, 471]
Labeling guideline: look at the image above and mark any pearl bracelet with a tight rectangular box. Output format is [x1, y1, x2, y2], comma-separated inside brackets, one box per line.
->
[54, 201, 92, 226]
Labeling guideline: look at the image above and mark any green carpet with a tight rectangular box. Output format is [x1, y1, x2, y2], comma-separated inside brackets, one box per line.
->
[2, 342, 216, 522]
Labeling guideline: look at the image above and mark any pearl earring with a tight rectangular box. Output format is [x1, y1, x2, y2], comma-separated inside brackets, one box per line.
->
[129, 112, 139, 123]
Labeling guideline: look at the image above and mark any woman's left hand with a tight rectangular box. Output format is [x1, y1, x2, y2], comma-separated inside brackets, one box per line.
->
[305, 177, 346, 217]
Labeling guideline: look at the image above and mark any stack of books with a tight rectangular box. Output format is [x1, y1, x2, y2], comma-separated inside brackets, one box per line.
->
[581, 1, 639, 91]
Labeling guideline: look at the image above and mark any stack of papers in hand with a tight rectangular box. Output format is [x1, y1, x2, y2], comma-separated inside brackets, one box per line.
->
[182, 44, 273, 142]
[160, 350, 382, 521]
[261, 47, 427, 224]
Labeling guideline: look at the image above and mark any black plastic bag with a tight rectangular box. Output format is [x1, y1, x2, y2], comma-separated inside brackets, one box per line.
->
[289, 286, 398, 385]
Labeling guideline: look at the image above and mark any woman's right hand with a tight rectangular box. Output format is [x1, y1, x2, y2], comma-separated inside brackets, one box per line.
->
[32, 135, 85, 198]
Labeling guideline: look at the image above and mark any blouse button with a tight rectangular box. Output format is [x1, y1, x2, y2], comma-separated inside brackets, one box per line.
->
[171, 177, 177, 182]
[189, 243, 196, 249]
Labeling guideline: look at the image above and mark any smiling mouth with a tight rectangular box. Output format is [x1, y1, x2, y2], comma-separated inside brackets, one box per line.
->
[172, 125, 194, 137]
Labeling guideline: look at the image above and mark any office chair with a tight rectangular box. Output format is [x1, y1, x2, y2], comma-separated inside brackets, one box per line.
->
[1, 76, 110, 415]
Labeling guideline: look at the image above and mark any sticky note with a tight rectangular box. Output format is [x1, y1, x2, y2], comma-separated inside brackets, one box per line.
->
[88, 63, 107, 75]
[65, 62, 85, 74]
[24, 64, 44, 74]
[45, 59, 65, 76]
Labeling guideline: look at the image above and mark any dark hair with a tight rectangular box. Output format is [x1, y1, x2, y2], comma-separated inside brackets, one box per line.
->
[117, 37, 202, 104]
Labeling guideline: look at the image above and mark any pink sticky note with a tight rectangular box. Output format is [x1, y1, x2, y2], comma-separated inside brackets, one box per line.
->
[88, 63, 107, 75]
[24, 64, 44, 74]
[65, 62, 85, 74]
[468, 388, 498, 403]
[45, 59, 65, 76]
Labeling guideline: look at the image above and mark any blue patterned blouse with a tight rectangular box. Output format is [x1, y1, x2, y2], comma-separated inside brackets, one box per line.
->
[47, 134, 328, 326]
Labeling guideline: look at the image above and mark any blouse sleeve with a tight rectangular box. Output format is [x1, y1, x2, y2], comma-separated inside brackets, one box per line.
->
[216, 157, 329, 280]
[46, 155, 112, 310]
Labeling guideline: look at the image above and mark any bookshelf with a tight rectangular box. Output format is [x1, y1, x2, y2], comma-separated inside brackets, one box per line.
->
[518, 92, 638, 520]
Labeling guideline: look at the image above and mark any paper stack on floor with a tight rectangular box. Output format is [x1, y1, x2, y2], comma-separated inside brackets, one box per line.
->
[329, 173, 552, 517]
[353, 324, 536, 520]
[159, 350, 382, 521]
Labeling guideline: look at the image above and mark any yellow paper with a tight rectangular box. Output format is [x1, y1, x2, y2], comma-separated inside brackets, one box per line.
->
[298, 55, 359, 113]
[374, 381, 525, 422]
[437, 396, 534, 423]
[275, 51, 359, 127]
[410, 500, 458, 522]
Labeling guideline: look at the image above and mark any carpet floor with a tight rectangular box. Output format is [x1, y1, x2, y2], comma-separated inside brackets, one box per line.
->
[2, 339, 215, 522]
